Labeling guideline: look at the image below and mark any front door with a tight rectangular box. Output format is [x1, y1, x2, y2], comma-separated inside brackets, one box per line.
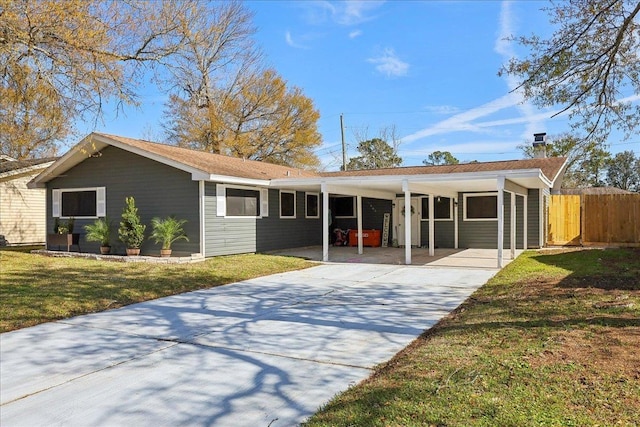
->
[394, 198, 419, 247]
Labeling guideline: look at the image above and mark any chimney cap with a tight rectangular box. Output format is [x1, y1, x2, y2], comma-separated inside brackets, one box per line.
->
[533, 132, 547, 143]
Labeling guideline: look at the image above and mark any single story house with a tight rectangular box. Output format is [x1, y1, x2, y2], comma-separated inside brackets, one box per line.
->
[29, 133, 567, 267]
[1, 155, 58, 245]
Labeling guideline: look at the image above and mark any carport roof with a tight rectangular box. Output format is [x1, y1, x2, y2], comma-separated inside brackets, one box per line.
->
[320, 157, 567, 184]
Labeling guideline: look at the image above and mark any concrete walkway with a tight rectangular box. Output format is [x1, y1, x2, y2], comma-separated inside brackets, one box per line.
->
[0, 263, 498, 426]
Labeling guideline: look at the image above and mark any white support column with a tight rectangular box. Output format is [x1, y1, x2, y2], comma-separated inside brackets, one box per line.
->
[402, 180, 411, 265]
[454, 197, 459, 249]
[428, 194, 435, 256]
[523, 195, 528, 250]
[357, 195, 363, 255]
[322, 184, 329, 262]
[510, 191, 516, 259]
[199, 180, 205, 257]
[497, 176, 505, 268]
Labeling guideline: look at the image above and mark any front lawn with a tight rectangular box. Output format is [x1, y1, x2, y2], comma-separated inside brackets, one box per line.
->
[304, 248, 640, 426]
[0, 250, 312, 333]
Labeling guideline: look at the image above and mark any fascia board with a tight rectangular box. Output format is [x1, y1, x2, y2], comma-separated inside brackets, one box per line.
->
[205, 174, 270, 187]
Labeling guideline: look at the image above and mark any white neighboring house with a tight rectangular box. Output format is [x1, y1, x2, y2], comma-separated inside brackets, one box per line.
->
[0, 155, 58, 245]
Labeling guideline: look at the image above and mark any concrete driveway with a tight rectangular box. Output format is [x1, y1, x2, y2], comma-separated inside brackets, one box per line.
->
[0, 263, 497, 426]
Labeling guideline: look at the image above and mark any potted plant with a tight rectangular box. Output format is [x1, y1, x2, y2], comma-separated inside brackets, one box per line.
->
[84, 217, 112, 254]
[149, 216, 189, 257]
[48, 217, 78, 251]
[118, 197, 146, 256]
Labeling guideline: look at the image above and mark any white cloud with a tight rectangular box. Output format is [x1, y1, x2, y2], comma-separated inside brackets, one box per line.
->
[299, 1, 385, 26]
[402, 93, 522, 143]
[285, 31, 309, 49]
[349, 29, 363, 39]
[367, 48, 409, 78]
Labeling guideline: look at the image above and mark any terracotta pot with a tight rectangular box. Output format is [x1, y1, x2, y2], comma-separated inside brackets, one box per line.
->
[126, 248, 140, 256]
[100, 246, 111, 255]
[160, 248, 172, 258]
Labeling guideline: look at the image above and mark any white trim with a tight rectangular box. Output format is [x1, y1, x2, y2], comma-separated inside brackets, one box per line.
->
[454, 197, 459, 249]
[463, 192, 499, 221]
[402, 180, 411, 265]
[510, 190, 516, 259]
[305, 192, 320, 219]
[52, 189, 61, 217]
[333, 195, 356, 218]
[419, 196, 454, 222]
[523, 194, 528, 250]
[260, 189, 269, 217]
[199, 181, 205, 257]
[428, 193, 435, 257]
[357, 195, 363, 255]
[322, 184, 329, 262]
[279, 190, 296, 219]
[217, 184, 264, 219]
[497, 178, 505, 268]
[96, 187, 106, 217]
[56, 187, 105, 219]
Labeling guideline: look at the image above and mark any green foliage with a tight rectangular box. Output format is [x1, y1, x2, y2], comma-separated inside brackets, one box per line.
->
[84, 218, 111, 246]
[500, 1, 640, 146]
[0, 252, 312, 332]
[606, 150, 640, 192]
[54, 217, 75, 234]
[118, 197, 146, 249]
[346, 138, 402, 170]
[149, 216, 189, 250]
[519, 133, 611, 187]
[422, 150, 460, 166]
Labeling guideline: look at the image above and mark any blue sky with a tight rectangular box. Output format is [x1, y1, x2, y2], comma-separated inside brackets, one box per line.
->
[77, 0, 639, 170]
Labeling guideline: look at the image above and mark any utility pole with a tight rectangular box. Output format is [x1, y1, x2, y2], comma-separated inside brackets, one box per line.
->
[340, 113, 347, 170]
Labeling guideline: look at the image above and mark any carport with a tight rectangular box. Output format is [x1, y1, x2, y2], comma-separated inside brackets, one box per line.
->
[271, 160, 565, 268]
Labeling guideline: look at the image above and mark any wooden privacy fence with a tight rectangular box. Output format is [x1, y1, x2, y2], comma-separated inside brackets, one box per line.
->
[547, 194, 640, 247]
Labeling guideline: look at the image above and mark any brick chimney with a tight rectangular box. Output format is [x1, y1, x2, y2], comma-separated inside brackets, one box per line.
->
[532, 133, 547, 158]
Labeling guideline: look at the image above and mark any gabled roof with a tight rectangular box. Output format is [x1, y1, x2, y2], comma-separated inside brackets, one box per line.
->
[30, 132, 568, 194]
[0, 157, 58, 174]
[322, 157, 567, 184]
[98, 134, 319, 180]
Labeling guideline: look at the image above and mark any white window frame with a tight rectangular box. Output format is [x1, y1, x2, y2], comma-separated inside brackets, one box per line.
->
[53, 187, 106, 219]
[333, 196, 356, 218]
[463, 192, 498, 221]
[216, 184, 268, 219]
[305, 192, 320, 219]
[420, 196, 454, 222]
[279, 190, 297, 219]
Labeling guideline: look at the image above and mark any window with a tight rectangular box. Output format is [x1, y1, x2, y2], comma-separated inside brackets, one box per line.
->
[333, 196, 355, 218]
[305, 193, 319, 218]
[421, 197, 453, 221]
[53, 187, 105, 218]
[226, 188, 260, 217]
[280, 191, 296, 218]
[216, 184, 268, 218]
[464, 193, 498, 220]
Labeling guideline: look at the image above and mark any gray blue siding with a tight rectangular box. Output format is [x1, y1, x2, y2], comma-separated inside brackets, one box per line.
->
[527, 189, 541, 248]
[204, 185, 323, 256]
[420, 221, 455, 248]
[47, 146, 200, 256]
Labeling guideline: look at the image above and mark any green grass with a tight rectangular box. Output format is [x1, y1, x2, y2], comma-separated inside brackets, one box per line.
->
[0, 250, 313, 332]
[304, 248, 640, 427]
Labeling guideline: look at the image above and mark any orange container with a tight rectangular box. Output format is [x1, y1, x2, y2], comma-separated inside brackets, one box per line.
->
[348, 229, 381, 247]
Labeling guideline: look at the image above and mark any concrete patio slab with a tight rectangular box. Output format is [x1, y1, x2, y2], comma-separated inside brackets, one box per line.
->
[0, 261, 500, 426]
